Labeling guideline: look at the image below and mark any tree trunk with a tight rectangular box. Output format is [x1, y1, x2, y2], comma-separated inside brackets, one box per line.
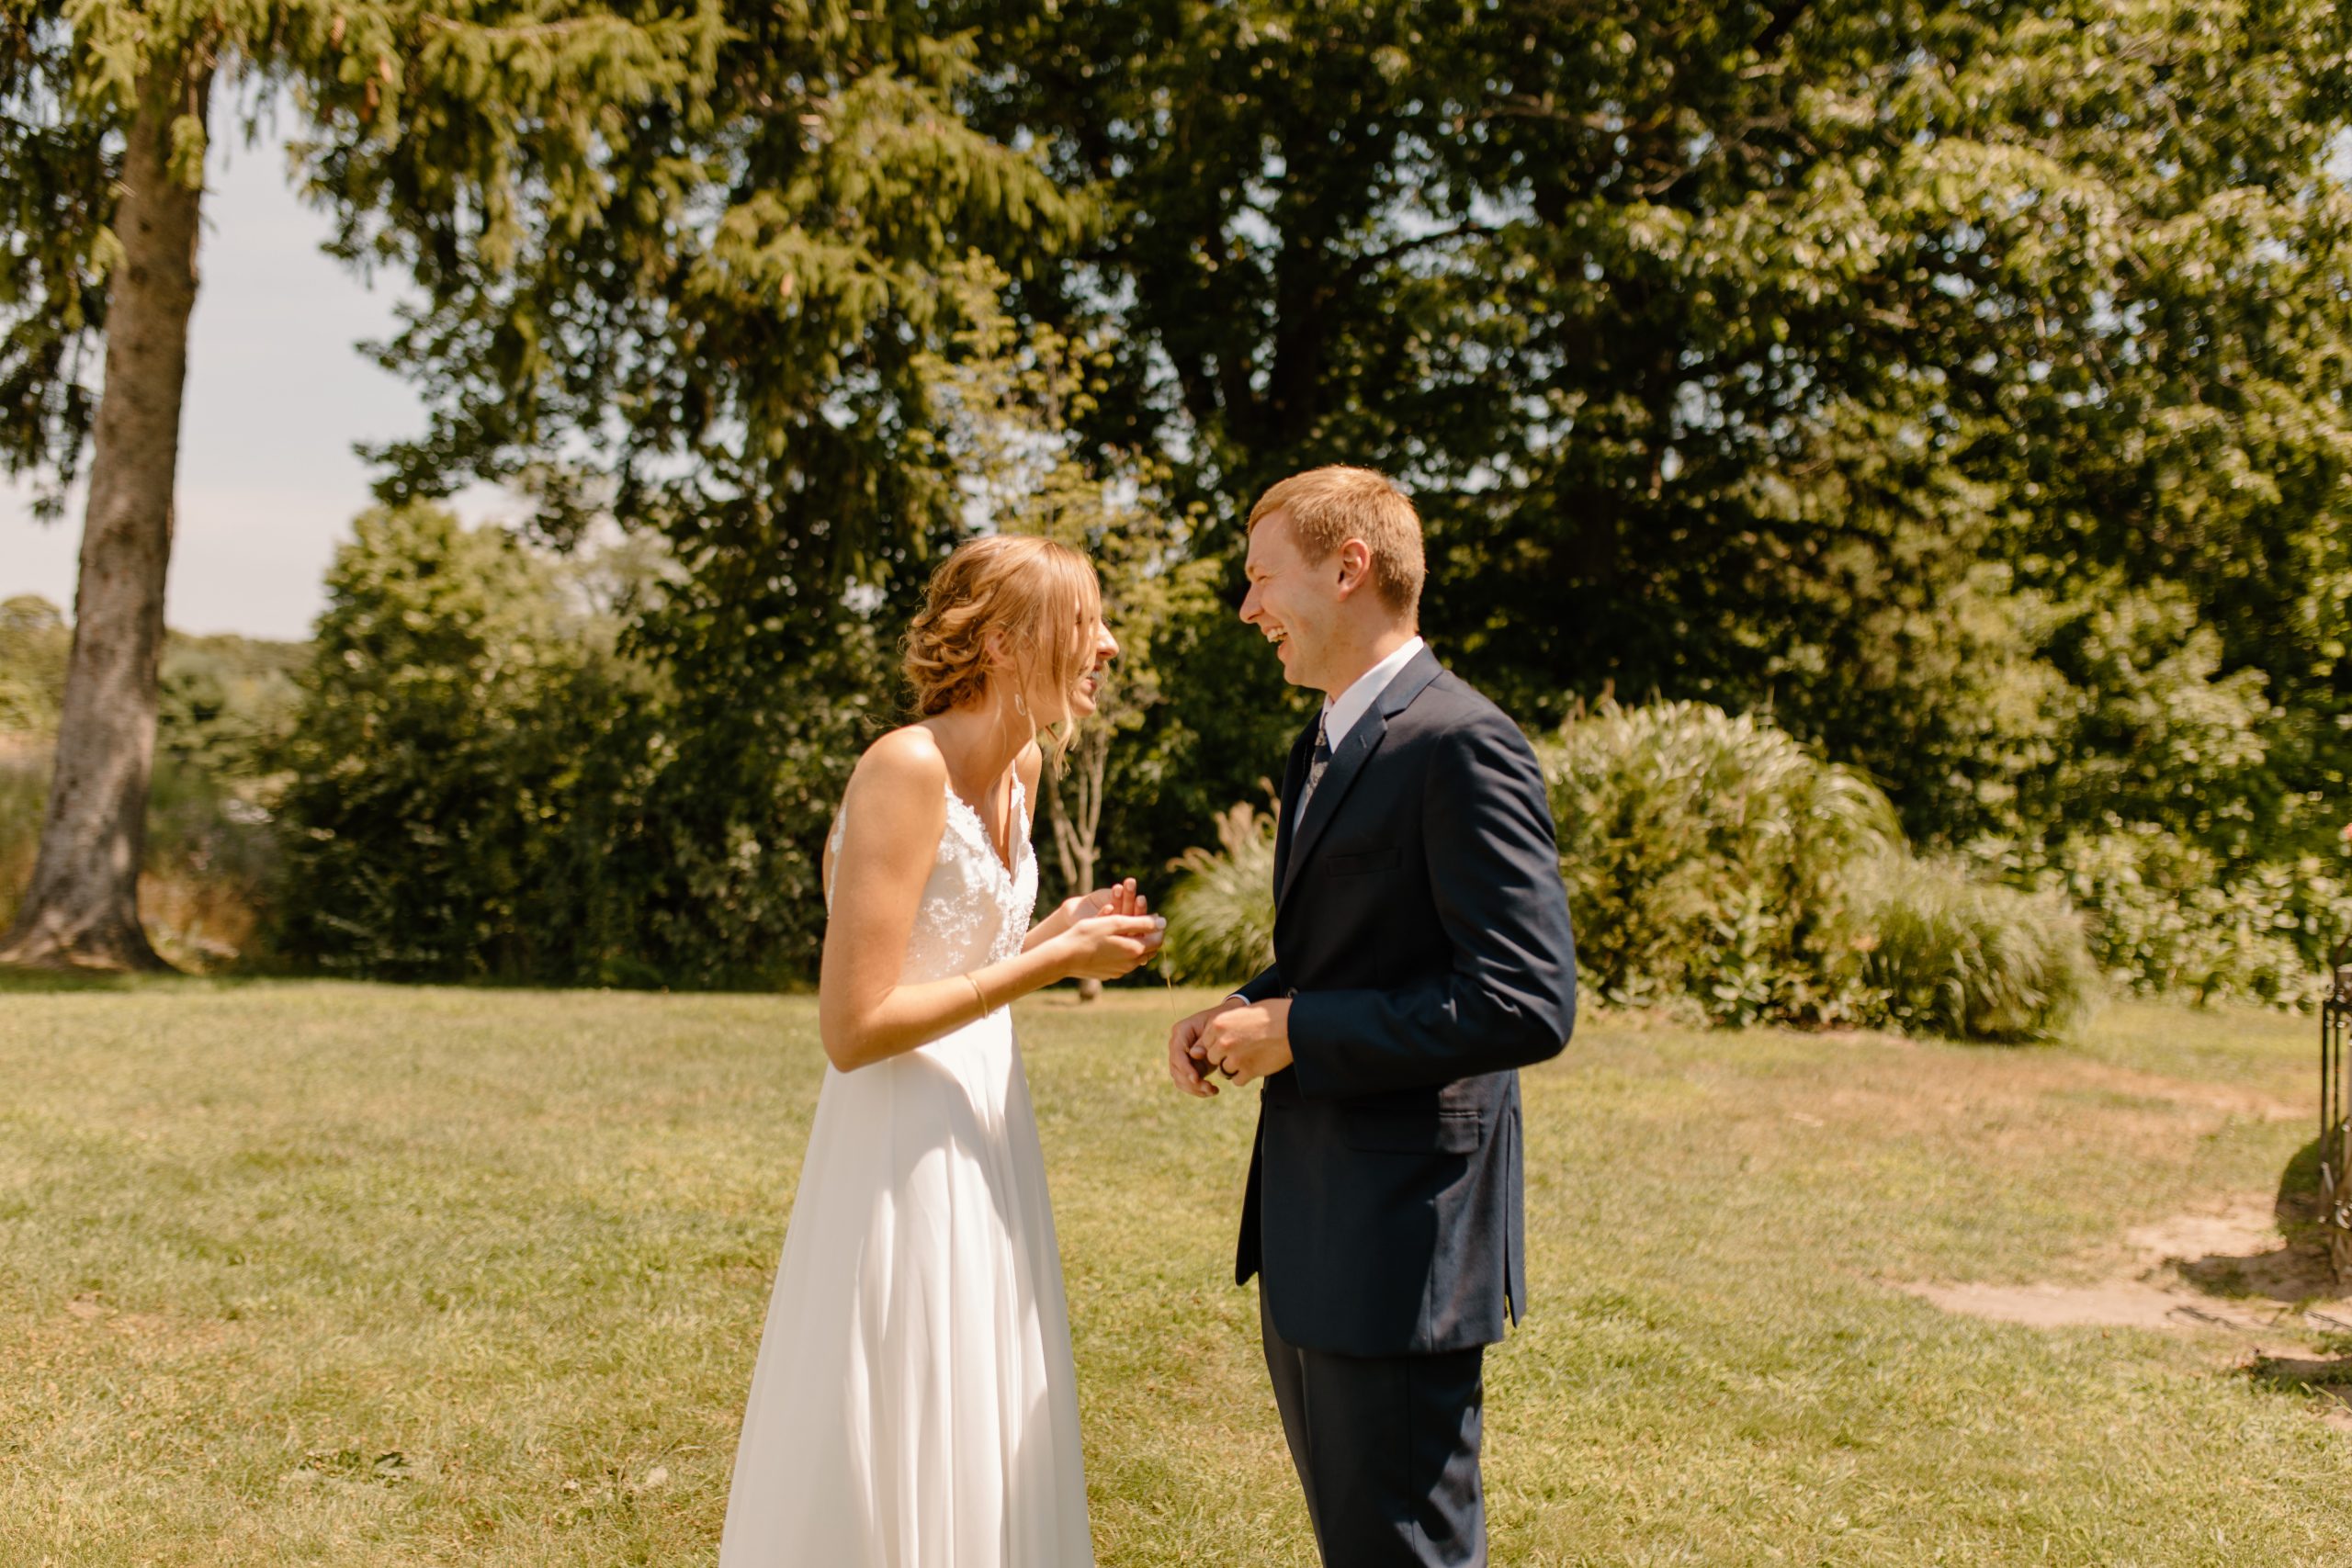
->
[0, 56, 211, 972]
[1048, 722, 1112, 1002]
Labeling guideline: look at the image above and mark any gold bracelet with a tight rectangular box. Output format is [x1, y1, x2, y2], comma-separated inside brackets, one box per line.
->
[966, 972, 989, 1017]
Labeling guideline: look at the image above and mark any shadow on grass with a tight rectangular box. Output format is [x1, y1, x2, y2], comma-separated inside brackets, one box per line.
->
[0, 965, 144, 994]
[0, 964, 812, 999]
[0, 964, 273, 995]
[2248, 1351, 2352, 1423]
[2143, 1134, 2348, 1312]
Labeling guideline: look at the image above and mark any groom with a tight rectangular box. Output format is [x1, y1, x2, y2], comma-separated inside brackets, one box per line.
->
[1169, 466, 1577, 1568]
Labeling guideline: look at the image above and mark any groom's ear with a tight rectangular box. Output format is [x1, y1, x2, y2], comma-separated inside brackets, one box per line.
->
[1332, 538, 1374, 599]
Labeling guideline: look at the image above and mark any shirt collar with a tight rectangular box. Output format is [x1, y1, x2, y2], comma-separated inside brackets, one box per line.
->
[1321, 636, 1426, 752]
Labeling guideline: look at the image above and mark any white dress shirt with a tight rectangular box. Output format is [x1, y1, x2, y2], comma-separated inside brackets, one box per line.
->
[1296, 636, 1425, 825]
[1225, 636, 1430, 1006]
[1321, 636, 1427, 755]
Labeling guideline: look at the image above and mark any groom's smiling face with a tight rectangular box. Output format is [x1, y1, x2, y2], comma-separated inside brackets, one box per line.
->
[1240, 509, 1341, 692]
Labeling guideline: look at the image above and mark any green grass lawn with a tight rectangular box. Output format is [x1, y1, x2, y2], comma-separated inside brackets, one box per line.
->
[3, 980, 2347, 1565]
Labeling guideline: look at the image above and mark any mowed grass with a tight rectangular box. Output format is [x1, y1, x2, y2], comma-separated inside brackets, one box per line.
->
[2, 981, 2347, 1565]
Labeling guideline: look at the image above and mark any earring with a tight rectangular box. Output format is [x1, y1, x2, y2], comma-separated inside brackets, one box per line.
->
[1013, 690, 1029, 717]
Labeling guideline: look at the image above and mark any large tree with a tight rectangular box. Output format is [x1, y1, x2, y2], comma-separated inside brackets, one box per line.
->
[342, 6, 1087, 977]
[958, 0, 2352, 863]
[0, 0, 722, 969]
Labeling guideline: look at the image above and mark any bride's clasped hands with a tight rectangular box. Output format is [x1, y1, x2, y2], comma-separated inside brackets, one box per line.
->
[1026, 875, 1165, 982]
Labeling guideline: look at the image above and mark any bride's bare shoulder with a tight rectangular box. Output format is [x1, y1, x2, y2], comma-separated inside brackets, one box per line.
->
[844, 725, 951, 816]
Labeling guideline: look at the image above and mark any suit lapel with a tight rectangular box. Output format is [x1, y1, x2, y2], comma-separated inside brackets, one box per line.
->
[1276, 648, 1444, 908]
[1271, 715, 1316, 895]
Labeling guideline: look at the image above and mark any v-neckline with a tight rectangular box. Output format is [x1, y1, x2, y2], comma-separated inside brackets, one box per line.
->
[945, 773, 1024, 887]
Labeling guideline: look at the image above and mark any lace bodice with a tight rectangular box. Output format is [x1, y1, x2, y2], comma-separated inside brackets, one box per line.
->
[826, 773, 1038, 989]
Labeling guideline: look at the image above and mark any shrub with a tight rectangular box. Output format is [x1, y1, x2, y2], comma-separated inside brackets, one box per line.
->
[1970, 824, 2352, 1007]
[0, 596, 69, 733]
[0, 749, 277, 969]
[1854, 855, 2096, 1042]
[1538, 699, 1899, 1027]
[274, 505, 651, 981]
[1159, 699, 2103, 1041]
[1159, 797, 1277, 986]
[270, 504, 880, 988]
[0, 749, 41, 930]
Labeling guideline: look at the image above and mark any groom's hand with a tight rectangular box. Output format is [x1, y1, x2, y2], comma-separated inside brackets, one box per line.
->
[1168, 998, 1244, 1098]
[1198, 999, 1292, 1088]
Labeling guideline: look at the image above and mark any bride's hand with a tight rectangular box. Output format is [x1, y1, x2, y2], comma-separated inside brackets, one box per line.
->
[1056, 913, 1167, 982]
[1029, 878, 1149, 955]
[1061, 878, 1143, 925]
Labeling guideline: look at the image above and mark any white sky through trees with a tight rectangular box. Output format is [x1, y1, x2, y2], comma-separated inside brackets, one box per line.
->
[2, 137, 505, 642]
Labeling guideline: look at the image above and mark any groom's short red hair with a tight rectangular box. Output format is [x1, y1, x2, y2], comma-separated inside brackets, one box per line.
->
[1247, 466, 1426, 621]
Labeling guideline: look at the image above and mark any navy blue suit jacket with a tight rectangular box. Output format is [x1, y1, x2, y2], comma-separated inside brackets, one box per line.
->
[1235, 647, 1577, 1357]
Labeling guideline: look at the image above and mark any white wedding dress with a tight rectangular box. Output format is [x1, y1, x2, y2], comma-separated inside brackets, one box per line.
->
[718, 773, 1095, 1567]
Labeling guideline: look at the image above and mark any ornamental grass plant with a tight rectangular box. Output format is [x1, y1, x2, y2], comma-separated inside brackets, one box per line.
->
[1538, 699, 1900, 1029]
[1158, 798, 1277, 986]
[1853, 853, 2097, 1042]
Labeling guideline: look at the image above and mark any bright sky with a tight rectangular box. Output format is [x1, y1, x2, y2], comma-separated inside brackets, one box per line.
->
[0, 135, 509, 642]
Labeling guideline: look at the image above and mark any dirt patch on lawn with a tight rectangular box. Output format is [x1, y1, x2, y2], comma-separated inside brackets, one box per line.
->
[1894, 1194, 2352, 1431]
[1899, 1197, 2336, 1330]
[1699, 1031, 2304, 1169]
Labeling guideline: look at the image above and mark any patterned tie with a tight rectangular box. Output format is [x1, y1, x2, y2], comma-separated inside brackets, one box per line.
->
[1296, 708, 1333, 822]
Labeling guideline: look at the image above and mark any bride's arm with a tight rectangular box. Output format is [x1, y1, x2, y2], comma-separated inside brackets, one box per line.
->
[819, 732, 1155, 1071]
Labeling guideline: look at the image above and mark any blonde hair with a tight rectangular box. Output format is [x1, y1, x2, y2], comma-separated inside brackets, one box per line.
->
[903, 535, 1103, 761]
[1247, 465, 1426, 621]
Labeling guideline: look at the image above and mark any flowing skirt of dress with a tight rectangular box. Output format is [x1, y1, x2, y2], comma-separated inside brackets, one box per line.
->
[717, 1006, 1094, 1567]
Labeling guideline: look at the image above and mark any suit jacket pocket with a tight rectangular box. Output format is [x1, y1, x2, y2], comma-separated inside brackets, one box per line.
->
[1339, 1107, 1483, 1154]
[1322, 845, 1401, 876]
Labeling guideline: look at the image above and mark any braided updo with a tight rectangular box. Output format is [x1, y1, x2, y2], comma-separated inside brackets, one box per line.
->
[903, 535, 1102, 761]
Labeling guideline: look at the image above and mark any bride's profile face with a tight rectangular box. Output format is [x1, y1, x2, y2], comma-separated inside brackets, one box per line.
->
[1034, 614, 1120, 726]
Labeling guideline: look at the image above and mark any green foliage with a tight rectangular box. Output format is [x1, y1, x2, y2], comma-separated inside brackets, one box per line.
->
[1540, 700, 1900, 1028]
[919, 257, 1225, 905]
[0, 751, 40, 928]
[1159, 700, 2102, 1040]
[0, 592, 300, 767]
[156, 631, 303, 781]
[967, 0, 2352, 887]
[1539, 699, 2100, 1039]
[1972, 825, 2352, 1009]
[619, 626, 889, 991]
[0, 9, 112, 513]
[0, 1, 729, 514]
[271, 503, 876, 987]
[0, 594, 68, 732]
[1854, 856, 2097, 1043]
[274, 503, 642, 980]
[2029, 584, 2279, 855]
[1543, 700, 2117, 1043]
[313, 15, 1101, 983]
[344, 12, 1092, 869]
[1159, 798, 1277, 987]
[6, 2, 2333, 1004]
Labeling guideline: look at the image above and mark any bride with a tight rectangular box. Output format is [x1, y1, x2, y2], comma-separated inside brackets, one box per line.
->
[718, 535, 1163, 1567]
